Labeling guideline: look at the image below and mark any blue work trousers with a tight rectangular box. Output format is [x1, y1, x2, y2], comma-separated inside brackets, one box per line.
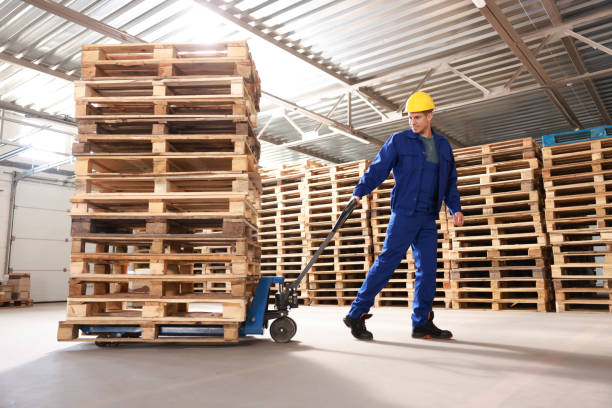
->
[348, 211, 438, 327]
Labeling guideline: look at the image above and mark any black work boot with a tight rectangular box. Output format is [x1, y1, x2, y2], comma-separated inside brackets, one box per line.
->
[343, 313, 373, 341]
[412, 310, 453, 340]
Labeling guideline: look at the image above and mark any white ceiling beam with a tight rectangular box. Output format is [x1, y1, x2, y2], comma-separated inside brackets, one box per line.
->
[262, 91, 383, 146]
[0, 50, 77, 81]
[476, 0, 581, 129]
[446, 64, 490, 96]
[191, 0, 398, 113]
[20, 0, 144, 43]
[540, 0, 610, 125]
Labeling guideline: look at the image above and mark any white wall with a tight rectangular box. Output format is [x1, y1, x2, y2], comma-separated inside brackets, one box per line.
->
[6, 179, 73, 302]
[1, 109, 76, 302]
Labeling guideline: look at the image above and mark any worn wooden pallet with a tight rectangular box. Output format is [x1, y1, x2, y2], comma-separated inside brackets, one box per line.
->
[58, 320, 242, 343]
[70, 274, 258, 297]
[553, 278, 612, 312]
[81, 42, 260, 95]
[78, 118, 254, 138]
[65, 293, 247, 321]
[76, 75, 258, 107]
[74, 133, 260, 161]
[542, 138, 612, 168]
[71, 215, 257, 237]
[450, 279, 552, 311]
[75, 173, 261, 199]
[453, 138, 539, 167]
[74, 152, 256, 175]
[70, 193, 258, 219]
[76, 98, 258, 128]
[450, 265, 548, 280]
[0, 299, 33, 308]
[70, 255, 260, 277]
[456, 158, 541, 178]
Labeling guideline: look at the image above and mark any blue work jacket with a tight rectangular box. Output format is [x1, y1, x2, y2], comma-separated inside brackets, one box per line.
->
[353, 129, 461, 218]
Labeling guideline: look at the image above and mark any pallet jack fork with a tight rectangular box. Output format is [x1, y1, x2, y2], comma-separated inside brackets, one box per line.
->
[86, 198, 357, 346]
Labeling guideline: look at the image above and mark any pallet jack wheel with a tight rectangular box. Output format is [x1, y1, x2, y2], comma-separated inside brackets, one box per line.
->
[270, 317, 297, 343]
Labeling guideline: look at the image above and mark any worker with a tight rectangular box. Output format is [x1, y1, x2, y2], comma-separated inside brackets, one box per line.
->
[343, 91, 463, 341]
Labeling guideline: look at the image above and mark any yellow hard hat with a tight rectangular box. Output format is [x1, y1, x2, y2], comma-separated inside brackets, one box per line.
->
[404, 91, 435, 113]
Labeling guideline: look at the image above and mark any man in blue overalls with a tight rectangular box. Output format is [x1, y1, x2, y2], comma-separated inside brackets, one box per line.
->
[343, 91, 463, 340]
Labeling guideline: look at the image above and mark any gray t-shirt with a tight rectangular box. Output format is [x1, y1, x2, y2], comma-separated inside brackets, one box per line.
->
[419, 135, 438, 164]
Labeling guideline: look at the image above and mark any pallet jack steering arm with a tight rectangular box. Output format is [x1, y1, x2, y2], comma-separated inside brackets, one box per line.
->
[274, 197, 358, 312]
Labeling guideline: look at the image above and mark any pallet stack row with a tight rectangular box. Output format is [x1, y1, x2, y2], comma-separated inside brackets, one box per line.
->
[304, 161, 372, 305]
[370, 175, 451, 308]
[448, 138, 552, 311]
[0, 274, 32, 308]
[258, 161, 322, 303]
[58, 42, 262, 343]
[542, 135, 612, 312]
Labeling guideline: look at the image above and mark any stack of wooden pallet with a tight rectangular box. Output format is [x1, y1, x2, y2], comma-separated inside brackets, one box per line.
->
[0, 274, 33, 307]
[542, 135, 612, 312]
[370, 175, 451, 308]
[58, 42, 261, 343]
[304, 161, 372, 305]
[448, 138, 552, 311]
[258, 161, 322, 303]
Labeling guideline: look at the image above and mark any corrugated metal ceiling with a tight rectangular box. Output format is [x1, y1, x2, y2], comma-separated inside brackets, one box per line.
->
[0, 0, 610, 172]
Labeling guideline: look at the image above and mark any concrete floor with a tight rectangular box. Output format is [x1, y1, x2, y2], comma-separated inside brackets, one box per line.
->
[1, 303, 611, 408]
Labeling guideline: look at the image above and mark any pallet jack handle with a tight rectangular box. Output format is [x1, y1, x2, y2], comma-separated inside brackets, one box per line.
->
[287, 197, 358, 291]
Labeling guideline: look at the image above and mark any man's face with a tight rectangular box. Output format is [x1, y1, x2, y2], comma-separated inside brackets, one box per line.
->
[408, 111, 433, 135]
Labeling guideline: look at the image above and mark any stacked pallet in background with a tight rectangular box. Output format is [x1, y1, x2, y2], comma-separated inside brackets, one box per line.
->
[370, 175, 451, 308]
[0, 274, 32, 307]
[58, 42, 262, 343]
[542, 131, 612, 312]
[258, 161, 322, 303]
[304, 161, 372, 305]
[448, 138, 552, 311]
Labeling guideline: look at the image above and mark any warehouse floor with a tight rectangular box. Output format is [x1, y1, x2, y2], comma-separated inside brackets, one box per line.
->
[1, 304, 611, 408]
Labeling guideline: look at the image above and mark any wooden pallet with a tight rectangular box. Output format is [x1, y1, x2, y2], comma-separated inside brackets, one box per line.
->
[76, 75, 259, 107]
[75, 133, 260, 161]
[542, 138, 612, 168]
[553, 278, 612, 312]
[58, 320, 241, 343]
[0, 299, 33, 308]
[81, 42, 260, 96]
[76, 98, 258, 128]
[74, 153, 257, 176]
[453, 138, 539, 167]
[456, 157, 541, 178]
[75, 173, 261, 198]
[450, 277, 552, 312]
[78, 118, 254, 138]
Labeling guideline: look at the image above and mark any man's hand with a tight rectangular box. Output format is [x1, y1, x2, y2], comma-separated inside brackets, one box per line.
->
[352, 196, 361, 207]
[453, 211, 464, 227]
